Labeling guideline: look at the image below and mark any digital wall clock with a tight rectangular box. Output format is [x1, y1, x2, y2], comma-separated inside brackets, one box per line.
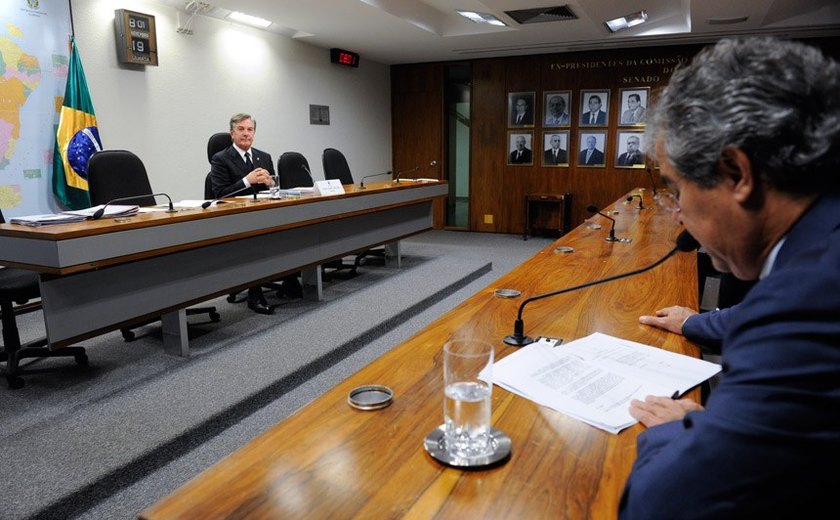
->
[114, 9, 158, 66]
[330, 48, 360, 68]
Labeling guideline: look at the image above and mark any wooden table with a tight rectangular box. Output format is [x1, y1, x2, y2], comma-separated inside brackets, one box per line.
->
[0, 181, 447, 354]
[140, 189, 699, 519]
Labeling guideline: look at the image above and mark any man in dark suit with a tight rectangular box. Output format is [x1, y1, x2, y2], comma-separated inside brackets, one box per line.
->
[510, 96, 533, 126]
[581, 95, 607, 125]
[209, 113, 301, 314]
[619, 37, 840, 519]
[617, 135, 645, 166]
[578, 135, 604, 165]
[543, 134, 568, 165]
[509, 135, 532, 164]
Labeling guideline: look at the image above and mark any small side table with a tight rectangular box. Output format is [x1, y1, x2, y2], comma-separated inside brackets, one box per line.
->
[524, 193, 572, 240]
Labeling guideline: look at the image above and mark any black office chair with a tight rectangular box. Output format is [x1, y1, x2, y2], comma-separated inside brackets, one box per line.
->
[0, 210, 87, 389]
[321, 148, 386, 271]
[88, 150, 221, 341]
[277, 151, 314, 189]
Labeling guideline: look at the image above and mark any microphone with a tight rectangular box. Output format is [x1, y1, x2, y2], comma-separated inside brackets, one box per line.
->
[358, 171, 392, 189]
[626, 195, 644, 210]
[92, 192, 175, 219]
[646, 167, 659, 197]
[586, 204, 620, 242]
[503, 230, 700, 346]
[393, 165, 419, 183]
[201, 184, 254, 209]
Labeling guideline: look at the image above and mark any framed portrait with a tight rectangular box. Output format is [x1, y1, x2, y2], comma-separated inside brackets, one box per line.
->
[541, 131, 570, 167]
[580, 89, 610, 127]
[507, 131, 534, 166]
[615, 131, 646, 169]
[508, 91, 536, 127]
[543, 90, 571, 127]
[578, 131, 607, 168]
[618, 87, 649, 126]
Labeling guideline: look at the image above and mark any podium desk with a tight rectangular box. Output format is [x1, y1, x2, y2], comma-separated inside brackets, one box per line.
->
[139, 189, 700, 519]
[0, 181, 447, 355]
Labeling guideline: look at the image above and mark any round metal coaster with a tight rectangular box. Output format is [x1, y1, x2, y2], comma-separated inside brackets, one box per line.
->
[494, 288, 521, 298]
[554, 246, 575, 254]
[424, 425, 512, 468]
[348, 385, 393, 411]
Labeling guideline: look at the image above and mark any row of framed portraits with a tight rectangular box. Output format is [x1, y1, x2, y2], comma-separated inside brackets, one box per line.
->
[507, 129, 646, 168]
[508, 87, 649, 129]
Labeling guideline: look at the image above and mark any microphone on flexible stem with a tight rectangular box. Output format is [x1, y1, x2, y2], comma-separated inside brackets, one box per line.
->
[626, 195, 644, 210]
[92, 192, 175, 219]
[358, 171, 392, 189]
[393, 165, 419, 183]
[646, 167, 658, 197]
[503, 230, 700, 346]
[201, 184, 254, 209]
[586, 204, 619, 242]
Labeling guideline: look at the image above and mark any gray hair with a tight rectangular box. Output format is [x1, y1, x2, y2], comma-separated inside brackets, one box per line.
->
[646, 37, 840, 194]
[229, 113, 256, 131]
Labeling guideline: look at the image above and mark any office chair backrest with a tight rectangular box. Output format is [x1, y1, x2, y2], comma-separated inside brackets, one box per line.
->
[322, 148, 354, 185]
[87, 150, 157, 207]
[277, 152, 314, 189]
[207, 132, 232, 163]
[0, 207, 5, 224]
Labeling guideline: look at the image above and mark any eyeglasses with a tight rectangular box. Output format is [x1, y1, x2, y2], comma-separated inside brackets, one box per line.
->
[654, 190, 681, 212]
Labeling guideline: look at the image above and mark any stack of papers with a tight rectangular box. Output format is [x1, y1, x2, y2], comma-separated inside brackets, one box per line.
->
[8, 214, 88, 227]
[63, 204, 139, 218]
[483, 332, 721, 434]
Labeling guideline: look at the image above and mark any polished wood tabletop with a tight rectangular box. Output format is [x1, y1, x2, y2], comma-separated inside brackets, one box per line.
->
[140, 189, 699, 520]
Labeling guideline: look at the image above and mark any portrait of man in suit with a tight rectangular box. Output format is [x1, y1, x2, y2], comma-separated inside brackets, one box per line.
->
[542, 132, 569, 166]
[580, 90, 609, 126]
[616, 132, 646, 167]
[578, 132, 606, 167]
[619, 88, 649, 125]
[508, 92, 535, 127]
[507, 132, 533, 165]
[544, 91, 571, 127]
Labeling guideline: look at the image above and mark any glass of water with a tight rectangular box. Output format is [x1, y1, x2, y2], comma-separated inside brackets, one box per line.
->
[443, 339, 494, 460]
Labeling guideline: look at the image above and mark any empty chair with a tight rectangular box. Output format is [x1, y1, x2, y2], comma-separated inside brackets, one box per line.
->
[0, 209, 87, 389]
[87, 150, 221, 341]
[277, 152, 314, 189]
[321, 148, 386, 271]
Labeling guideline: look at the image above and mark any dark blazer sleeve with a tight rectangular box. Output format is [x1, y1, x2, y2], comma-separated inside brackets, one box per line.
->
[682, 306, 737, 352]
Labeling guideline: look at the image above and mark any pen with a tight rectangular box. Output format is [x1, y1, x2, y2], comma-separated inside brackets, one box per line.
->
[670, 390, 680, 399]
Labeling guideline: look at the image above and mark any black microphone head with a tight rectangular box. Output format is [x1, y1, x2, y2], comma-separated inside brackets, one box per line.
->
[676, 230, 700, 252]
[586, 204, 599, 214]
[626, 196, 634, 202]
[92, 208, 105, 219]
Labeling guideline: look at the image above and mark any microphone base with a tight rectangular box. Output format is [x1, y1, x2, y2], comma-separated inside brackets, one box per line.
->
[503, 333, 534, 347]
[358, 185, 367, 190]
[604, 236, 620, 242]
[165, 209, 178, 214]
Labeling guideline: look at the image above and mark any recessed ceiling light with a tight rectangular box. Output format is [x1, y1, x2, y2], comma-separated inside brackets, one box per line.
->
[228, 11, 273, 29]
[605, 10, 648, 33]
[457, 10, 507, 27]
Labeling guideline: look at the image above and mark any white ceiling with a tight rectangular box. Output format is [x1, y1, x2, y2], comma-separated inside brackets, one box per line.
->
[158, 0, 840, 65]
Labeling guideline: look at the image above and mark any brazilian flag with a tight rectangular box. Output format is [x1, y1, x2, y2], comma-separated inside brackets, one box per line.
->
[53, 39, 101, 210]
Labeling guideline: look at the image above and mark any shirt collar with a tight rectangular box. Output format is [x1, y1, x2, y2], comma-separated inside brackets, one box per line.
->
[232, 143, 251, 159]
[759, 236, 787, 279]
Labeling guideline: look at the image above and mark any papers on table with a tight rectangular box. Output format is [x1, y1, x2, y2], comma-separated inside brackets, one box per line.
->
[398, 178, 437, 183]
[8, 205, 139, 226]
[484, 332, 721, 434]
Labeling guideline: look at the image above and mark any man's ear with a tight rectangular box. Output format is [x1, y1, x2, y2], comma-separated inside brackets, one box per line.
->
[718, 147, 755, 204]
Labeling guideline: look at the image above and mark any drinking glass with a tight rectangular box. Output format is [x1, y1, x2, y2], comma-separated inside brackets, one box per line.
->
[443, 339, 494, 460]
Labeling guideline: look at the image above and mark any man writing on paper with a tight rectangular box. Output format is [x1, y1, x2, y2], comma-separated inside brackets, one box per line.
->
[209, 113, 302, 314]
[619, 37, 840, 518]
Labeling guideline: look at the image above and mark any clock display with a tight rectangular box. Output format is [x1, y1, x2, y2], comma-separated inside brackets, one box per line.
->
[115, 9, 158, 66]
[330, 48, 360, 68]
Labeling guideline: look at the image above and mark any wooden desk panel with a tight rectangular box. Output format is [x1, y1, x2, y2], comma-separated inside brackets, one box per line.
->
[140, 190, 698, 519]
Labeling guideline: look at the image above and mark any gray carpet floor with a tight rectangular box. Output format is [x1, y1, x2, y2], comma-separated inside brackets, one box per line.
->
[0, 230, 553, 520]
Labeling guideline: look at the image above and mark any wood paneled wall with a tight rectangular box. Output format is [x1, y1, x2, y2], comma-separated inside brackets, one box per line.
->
[392, 38, 840, 234]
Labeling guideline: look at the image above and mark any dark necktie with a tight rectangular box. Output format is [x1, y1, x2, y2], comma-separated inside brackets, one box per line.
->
[244, 151, 254, 172]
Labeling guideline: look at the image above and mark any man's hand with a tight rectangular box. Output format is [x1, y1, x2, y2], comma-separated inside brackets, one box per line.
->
[639, 305, 698, 335]
[246, 167, 273, 187]
[629, 395, 704, 427]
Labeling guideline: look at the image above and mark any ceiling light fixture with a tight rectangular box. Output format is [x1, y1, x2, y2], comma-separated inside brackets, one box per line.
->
[457, 10, 507, 27]
[228, 11, 273, 29]
[605, 10, 648, 33]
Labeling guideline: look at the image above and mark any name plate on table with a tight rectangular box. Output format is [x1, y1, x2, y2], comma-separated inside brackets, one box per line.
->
[315, 179, 345, 196]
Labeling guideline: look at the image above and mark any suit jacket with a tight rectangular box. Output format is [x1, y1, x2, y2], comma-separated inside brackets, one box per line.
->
[581, 110, 607, 125]
[509, 147, 532, 164]
[682, 306, 735, 352]
[578, 148, 604, 165]
[543, 147, 568, 165]
[621, 107, 646, 124]
[209, 145, 274, 198]
[545, 112, 570, 126]
[617, 151, 645, 166]
[619, 192, 840, 519]
[510, 108, 534, 126]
